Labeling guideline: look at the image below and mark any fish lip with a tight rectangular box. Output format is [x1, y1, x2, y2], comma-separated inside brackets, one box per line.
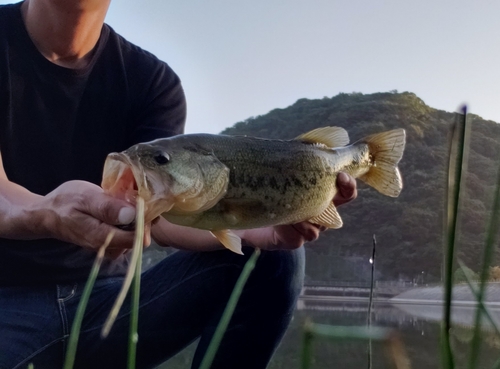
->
[102, 152, 150, 202]
[107, 152, 128, 164]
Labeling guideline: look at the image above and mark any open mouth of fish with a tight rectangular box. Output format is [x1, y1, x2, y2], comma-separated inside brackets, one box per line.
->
[101, 153, 174, 223]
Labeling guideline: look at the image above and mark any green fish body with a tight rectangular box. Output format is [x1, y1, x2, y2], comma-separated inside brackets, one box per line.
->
[102, 127, 406, 254]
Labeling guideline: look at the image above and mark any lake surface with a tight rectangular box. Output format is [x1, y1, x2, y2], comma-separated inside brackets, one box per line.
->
[160, 298, 500, 369]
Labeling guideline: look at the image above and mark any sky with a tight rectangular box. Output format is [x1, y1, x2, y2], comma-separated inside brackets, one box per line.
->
[2, 0, 499, 134]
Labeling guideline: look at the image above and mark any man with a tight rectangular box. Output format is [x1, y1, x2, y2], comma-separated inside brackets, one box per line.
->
[0, 0, 357, 368]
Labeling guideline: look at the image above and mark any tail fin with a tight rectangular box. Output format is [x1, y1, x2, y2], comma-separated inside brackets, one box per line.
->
[359, 129, 406, 197]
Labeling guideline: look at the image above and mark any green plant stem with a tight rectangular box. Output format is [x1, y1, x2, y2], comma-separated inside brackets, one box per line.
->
[305, 324, 391, 341]
[467, 158, 500, 369]
[492, 356, 500, 369]
[442, 107, 469, 369]
[367, 234, 377, 369]
[301, 324, 409, 369]
[101, 198, 146, 338]
[127, 197, 145, 369]
[301, 319, 314, 369]
[458, 260, 500, 336]
[63, 231, 115, 369]
[198, 248, 261, 369]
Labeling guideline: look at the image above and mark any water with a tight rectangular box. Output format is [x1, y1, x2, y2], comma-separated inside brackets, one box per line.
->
[160, 299, 500, 368]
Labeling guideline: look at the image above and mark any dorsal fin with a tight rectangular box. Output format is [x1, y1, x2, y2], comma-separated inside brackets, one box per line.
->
[295, 127, 349, 148]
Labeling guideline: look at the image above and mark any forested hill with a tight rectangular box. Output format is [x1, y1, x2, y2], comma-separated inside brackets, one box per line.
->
[221, 92, 500, 282]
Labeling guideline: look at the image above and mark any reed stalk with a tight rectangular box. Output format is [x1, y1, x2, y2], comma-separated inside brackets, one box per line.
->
[102, 198, 145, 338]
[457, 260, 500, 336]
[63, 231, 115, 369]
[441, 106, 469, 369]
[198, 248, 261, 369]
[301, 323, 409, 369]
[127, 197, 145, 369]
[467, 156, 500, 368]
[367, 234, 377, 369]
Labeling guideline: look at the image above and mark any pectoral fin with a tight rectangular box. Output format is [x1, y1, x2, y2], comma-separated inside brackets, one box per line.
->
[308, 202, 343, 229]
[211, 229, 244, 255]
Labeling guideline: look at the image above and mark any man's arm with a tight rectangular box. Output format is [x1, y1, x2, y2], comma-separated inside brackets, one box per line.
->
[0, 151, 140, 252]
[152, 172, 357, 251]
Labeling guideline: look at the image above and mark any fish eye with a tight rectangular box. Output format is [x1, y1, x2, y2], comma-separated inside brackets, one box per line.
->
[153, 151, 170, 165]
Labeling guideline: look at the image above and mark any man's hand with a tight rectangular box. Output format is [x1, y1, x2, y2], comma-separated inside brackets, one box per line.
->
[34, 180, 152, 256]
[243, 172, 357, 250]
[331, 172, 358, 207]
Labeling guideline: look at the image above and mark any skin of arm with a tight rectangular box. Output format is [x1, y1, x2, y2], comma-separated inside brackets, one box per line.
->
[152, 172, 358, 251]
[0, 152, 145, 253]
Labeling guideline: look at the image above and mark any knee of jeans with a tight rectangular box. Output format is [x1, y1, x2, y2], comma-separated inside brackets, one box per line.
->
[249, 246, 305, 306]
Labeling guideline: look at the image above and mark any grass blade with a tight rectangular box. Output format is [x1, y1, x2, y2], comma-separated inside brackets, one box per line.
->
[301, 319, 315, 369]
[63, 231, 115, 369]
[127, 197, 145, 369]
[367, 234, 377, 369]
[101, 198, 145, 338]
[457, 260, 500, 336]
[442, 106, 469, 369]
[198, 248, 261, 369]
[492, 357, 500, 369]
[301, 323, 410, 369]
[467, 161, 500, 369]
[304, 324, 391, 341]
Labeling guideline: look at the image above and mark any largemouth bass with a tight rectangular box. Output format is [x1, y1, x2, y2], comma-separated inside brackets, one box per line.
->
[101, 127, 405, 254]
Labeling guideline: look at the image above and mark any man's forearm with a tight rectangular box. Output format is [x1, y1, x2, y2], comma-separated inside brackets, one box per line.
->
[0, 178, 47, 239]
[151, 218, 228, 251]
[151, 218, 313, 252]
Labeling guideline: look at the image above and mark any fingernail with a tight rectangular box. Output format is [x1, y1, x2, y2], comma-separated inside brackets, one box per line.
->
[118, 207, 135, 225]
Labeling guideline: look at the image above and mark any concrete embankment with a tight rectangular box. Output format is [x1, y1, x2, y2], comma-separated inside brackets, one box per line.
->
[391, 283, 500, 307]
[391, 283, 500, 327]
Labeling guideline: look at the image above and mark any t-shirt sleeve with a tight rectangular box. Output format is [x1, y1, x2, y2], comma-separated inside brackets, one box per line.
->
[129, 61, 187, 145]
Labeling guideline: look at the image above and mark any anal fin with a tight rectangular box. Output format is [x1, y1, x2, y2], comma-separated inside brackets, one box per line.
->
[308, 202, 343, 229]
[211, 229, 244, 255]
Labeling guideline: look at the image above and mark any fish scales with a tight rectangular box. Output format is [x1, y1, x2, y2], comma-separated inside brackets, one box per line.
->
[177, 136, 340, 230]
[102, 126, 406, 254]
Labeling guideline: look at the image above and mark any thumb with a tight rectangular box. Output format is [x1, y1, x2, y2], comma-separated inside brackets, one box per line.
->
[83, 193, 136, 226]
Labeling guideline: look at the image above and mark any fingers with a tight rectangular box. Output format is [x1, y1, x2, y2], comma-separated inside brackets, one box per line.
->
[42, 180, 151, 254]
[143, 223, 152, 246]
[97, 222, 152, 258]
[83, 191, 136, 227]
[333, 172, 357, 207]
[273, 222, 323, 249]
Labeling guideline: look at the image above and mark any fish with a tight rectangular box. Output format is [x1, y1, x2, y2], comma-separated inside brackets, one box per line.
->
[101, 127, 406, 254]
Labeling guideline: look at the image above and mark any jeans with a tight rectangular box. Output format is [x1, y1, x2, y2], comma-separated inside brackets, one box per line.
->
[0, 246, 305, 369]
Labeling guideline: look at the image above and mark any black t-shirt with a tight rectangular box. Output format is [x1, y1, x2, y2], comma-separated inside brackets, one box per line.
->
[0, 2, 187, 285]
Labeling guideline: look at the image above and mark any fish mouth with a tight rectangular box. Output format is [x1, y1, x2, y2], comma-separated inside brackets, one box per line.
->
[102, 152, 145, 204]
[101, 152, 175, 223]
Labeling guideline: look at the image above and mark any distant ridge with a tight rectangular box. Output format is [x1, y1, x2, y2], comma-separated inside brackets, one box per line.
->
[222, 91, 500, 282]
